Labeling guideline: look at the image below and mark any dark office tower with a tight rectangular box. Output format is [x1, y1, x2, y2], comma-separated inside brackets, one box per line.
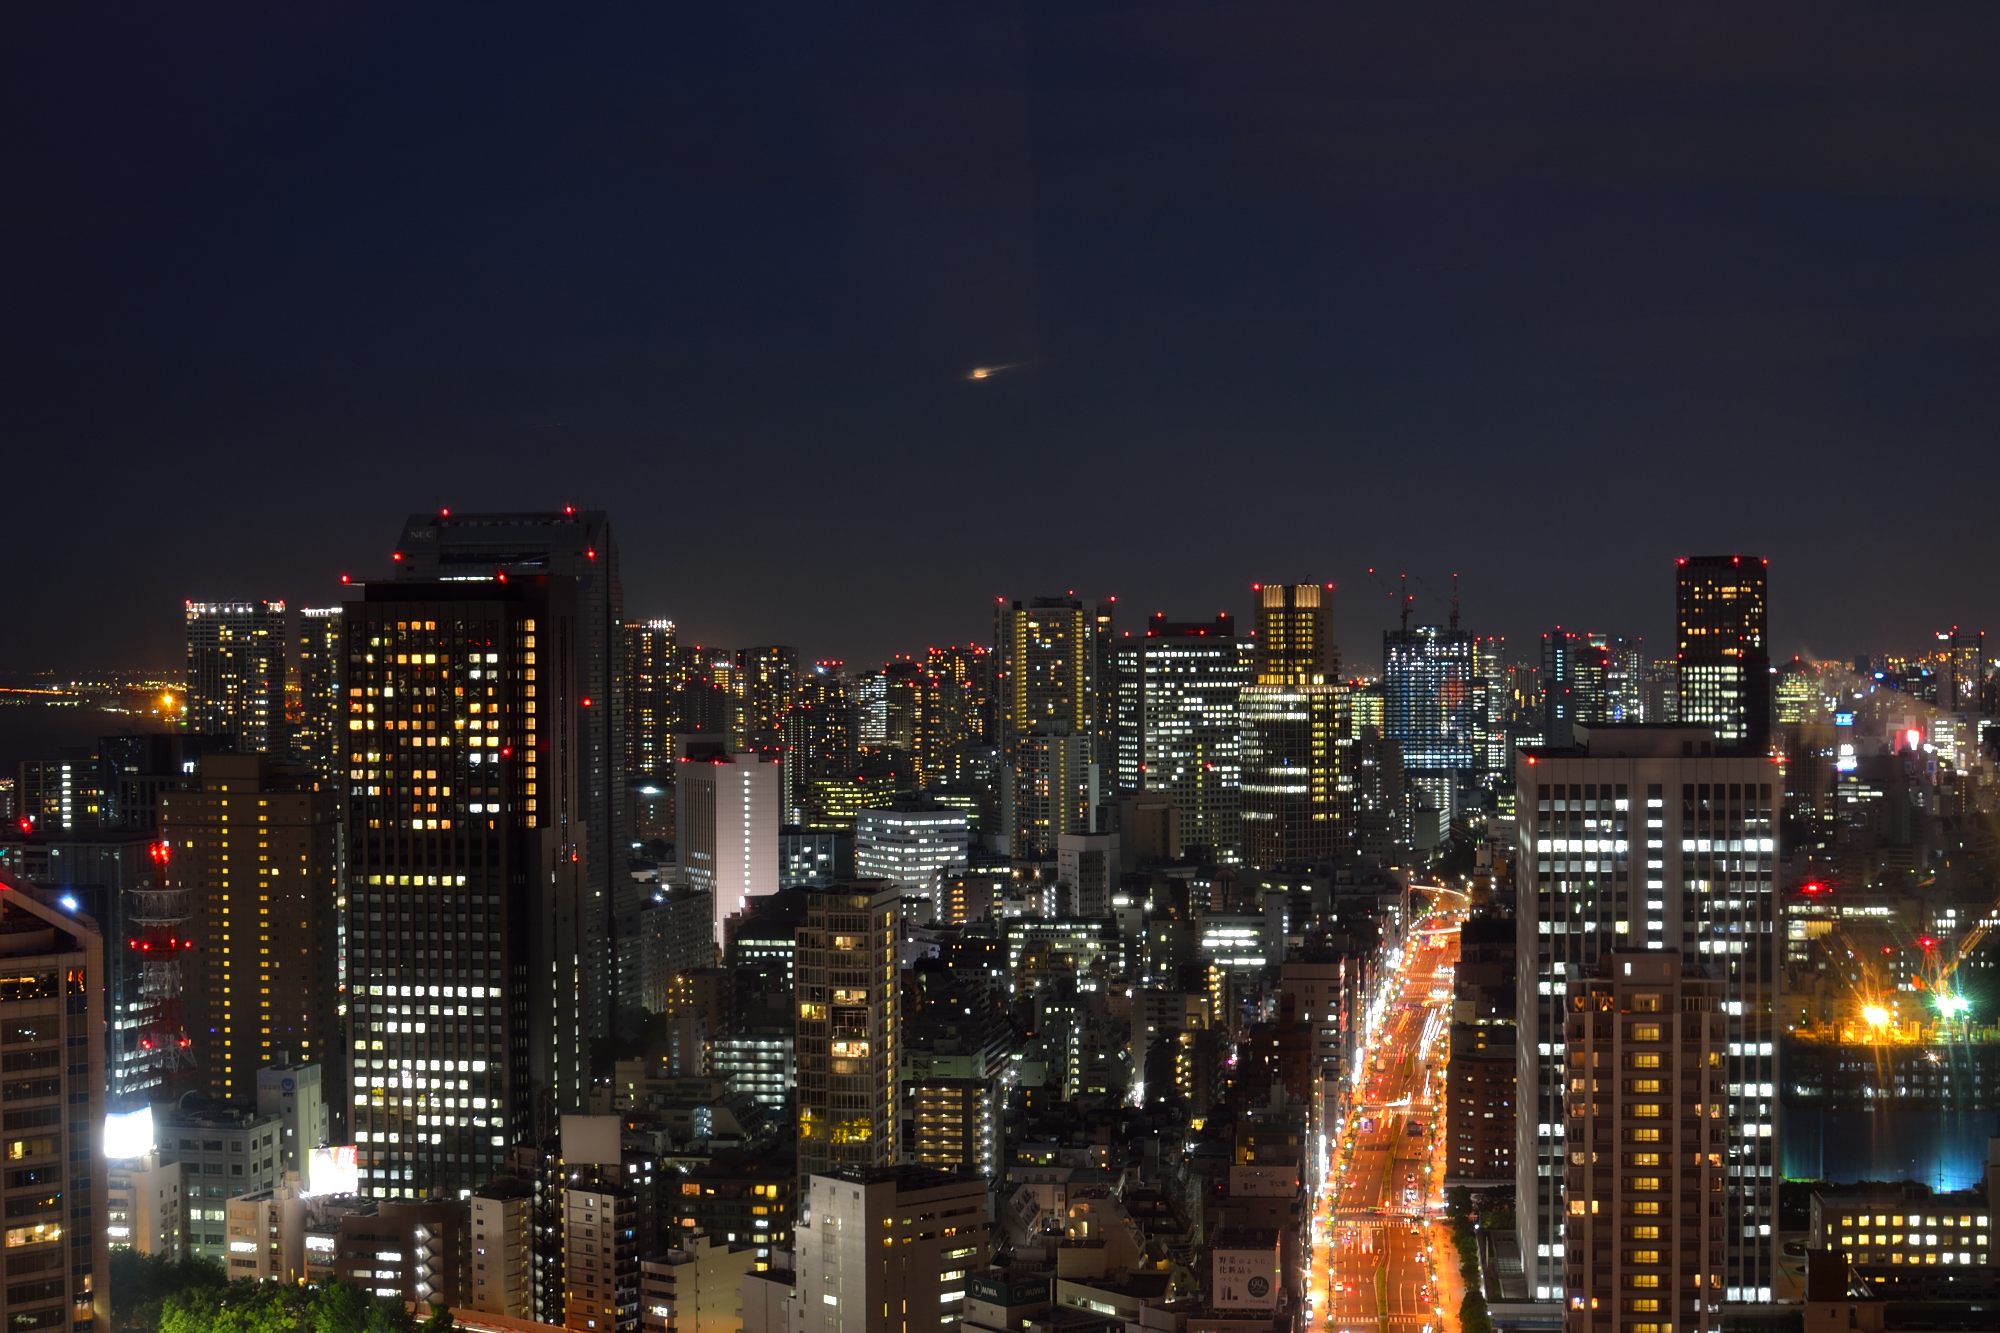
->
[736, 645, 798, 751]
[1676, 555, 1771, 752]
[185, 600, 287, 753]
[997, 597, 1096, 861]
[1539, 628, 1604, 749]
[344, 576, 591, 1199]
[881, 657, 924, 759]
[621, 619, 679, 780]
[1092, 600, 1119, 771]
[296, 607, 344, 777]
[1241, 584, 1344, 869]
[674, 644, 730, 737]
[397, 510, 628, 1033]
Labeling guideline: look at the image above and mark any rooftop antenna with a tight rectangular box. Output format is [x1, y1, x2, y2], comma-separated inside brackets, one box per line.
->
[1399, 572, 1412, 636]
[1450, 571, 1461, 634]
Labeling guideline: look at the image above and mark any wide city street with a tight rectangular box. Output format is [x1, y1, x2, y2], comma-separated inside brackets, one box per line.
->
[1307, 890, 1466, 1333]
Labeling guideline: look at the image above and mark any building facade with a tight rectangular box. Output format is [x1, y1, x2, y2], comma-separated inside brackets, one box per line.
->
[1241, 583, 1344, 869]
[0, 880, 109, 1333]
[163, 752, 340, 1104]
[1675, 556, 1771, 752]
[795, 883, 903, 1192]
[791, 1167, 991, 1333]
[1562, 954, 1728, 1333]
[397, 510, 629, 1032]
[1516, 727, 1779, 1305]
[676, 749, 781, 947]
[185, 599, 288, 753]
[344, 576, 591, 1198]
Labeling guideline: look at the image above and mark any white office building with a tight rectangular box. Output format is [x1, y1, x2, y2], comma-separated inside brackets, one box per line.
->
[855, 804, 969, 904]
[677, 749, 781, 946]
[791, 1167, 990, 1333]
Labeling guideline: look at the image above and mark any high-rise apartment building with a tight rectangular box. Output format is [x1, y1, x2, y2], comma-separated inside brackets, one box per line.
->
[1127, 613, 1249, 858]
[0, 879, 110, 1333]
[397, 509, 629, 1029]
[296, 606, 345, 777]
[796, 883, 902, 1191]
[1006, 727, 1094, 863]
[1241, 583, 1344, 868]
[736, 645, 799, 751]
[676, 747, 781, 946]
[186, 599, 288, 753]
[998, 597, 1097, 859]
[1563, 953, 1729, 1333]
[909, 1078, 1000, 1179]
[1676, 556, 1770, 752]
[785, 661, 857, 824]
[344, 576, 592, 1198]
[621, 619, 679, 780]
[163, 752, 339, 1104]
[1517, 727, 1778, 1306]
[790, 1167, 991, 1333]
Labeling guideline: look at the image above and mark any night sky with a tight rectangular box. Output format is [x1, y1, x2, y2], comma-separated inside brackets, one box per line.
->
[8, 3, 1999, 674]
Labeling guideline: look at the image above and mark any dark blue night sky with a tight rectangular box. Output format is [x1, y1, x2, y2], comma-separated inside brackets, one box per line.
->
[7, 3, 1999, 671]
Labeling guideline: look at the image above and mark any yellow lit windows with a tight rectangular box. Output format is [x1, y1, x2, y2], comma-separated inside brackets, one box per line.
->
[1633, 1023, 1662, 1041]
[1631, 1104, 1662, 1119]
[1631, 1053, 1661, 1069]
[1628, 1127, 1661, 1143]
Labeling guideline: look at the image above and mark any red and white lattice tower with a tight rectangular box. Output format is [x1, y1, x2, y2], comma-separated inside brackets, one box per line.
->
[128, 839, 195, 1086]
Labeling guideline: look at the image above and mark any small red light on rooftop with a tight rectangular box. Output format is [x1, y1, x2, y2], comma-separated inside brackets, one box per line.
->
[392, 551, 403, 562]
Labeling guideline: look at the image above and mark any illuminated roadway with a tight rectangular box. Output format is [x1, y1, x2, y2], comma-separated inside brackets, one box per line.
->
[1308, 886, 1467, 1333]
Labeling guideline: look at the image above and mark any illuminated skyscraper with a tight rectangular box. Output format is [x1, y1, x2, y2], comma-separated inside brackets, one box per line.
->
[396, 510, 628, 1030]
[295, 607, 344, 778]
[163, 753, 338, 1105]
[736, 645, 798, 751]
[0, 879, 109, 1333]
[1383, 621, 1478, 819]
[997, 597, 1097, 861]
[784, 661, 856, 824]
[795, 882, 902, 1191]
[1562, 953, 1729, 1333]
[1675, 556, 1770, 752]
[185, 599, 287, 753]
[1516, 727, 1778, 1305]
[344, 576, 592, 1198]
[1124, 613, 1248, 858]
[620, 618, 679, 780]
[1241, 584, 1344, 869]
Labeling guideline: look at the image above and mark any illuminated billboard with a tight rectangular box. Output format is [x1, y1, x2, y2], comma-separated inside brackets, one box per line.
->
[304, 1144, 359, 1197]
[103, 1106, 155, 1160]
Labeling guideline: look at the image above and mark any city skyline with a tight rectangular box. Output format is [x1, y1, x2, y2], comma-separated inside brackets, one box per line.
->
[8, 7, 2000, 1332]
